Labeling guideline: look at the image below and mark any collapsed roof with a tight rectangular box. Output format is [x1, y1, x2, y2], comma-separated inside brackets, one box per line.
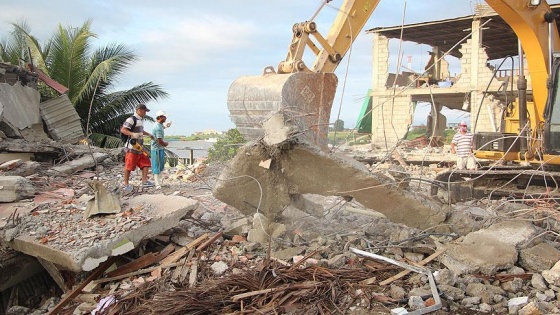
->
[366, 4, 560, 60]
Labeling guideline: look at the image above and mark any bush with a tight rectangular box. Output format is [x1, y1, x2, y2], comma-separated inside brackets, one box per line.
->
[207, 129, 245, 162]
[333, 119, 345, 132]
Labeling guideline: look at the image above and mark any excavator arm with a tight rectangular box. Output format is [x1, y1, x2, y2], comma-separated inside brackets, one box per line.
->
[278, 0, 380, 73]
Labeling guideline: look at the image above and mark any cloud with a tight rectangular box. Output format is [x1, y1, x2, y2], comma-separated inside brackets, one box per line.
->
[8, 0, 553, 136]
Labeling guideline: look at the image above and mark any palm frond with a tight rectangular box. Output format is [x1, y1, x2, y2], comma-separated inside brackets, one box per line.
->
[48, 20, 95, 100]
[9, 21, 47, 71]
[88, 133, 123, 148]
[74, 44, 138, 105]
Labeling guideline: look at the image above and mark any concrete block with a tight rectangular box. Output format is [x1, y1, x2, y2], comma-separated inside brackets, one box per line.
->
[0, 176, 35, 202]
[519, 243, 560, 272]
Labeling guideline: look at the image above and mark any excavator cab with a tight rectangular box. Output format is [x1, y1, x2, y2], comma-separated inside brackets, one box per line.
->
[226, 0, 380, 149]
[544, 53, 560, 155]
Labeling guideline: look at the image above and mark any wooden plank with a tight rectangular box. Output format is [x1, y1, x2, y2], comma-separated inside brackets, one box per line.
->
[171, 257, 187, 283]
[93, 261, 185, 285]
[179, 249, 196, 284]
[196, 231, 223, 252]
[361, 277, 377, 285]
[379, 248, 445, 286]
[106, 243, 174, 278]
[47, 257, 117, 315]
[159, 233, 209, 267]
[188, 258, 198, 288]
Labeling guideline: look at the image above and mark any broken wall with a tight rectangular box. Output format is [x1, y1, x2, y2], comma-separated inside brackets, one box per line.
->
[453, 36, 505, 133]
[370, 34, 414, 147]
[368, 18, 516, 148]
[0, 82, 48, 141]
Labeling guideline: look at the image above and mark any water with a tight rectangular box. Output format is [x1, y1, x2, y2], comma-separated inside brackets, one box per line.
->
[166, 140, 214, 159]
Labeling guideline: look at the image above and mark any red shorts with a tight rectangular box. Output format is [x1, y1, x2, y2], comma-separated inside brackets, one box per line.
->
[125, 151, 151, 171]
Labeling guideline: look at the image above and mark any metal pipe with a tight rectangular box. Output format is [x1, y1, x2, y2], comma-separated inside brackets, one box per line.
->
[350, 248, 442, 314]
[517, 39, 528, 157]
[309, 0, 330, 22]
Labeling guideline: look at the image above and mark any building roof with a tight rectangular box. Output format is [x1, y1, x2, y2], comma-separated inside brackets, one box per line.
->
[366, 4, 560, 60]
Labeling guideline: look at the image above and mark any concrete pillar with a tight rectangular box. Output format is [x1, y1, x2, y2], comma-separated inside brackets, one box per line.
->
[372, 33, 389, 91]
[470, 19, 482, 91]
[428, 103, 447, 138]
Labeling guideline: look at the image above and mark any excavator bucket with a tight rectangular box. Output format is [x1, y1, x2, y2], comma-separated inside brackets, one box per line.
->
[227, 70, 338, 149]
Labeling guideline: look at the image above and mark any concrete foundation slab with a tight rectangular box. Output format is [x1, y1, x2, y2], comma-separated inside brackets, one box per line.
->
[3, 194, 198, 272]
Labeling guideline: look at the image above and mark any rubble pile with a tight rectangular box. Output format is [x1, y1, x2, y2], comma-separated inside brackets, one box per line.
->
[1, 141, 560, 314]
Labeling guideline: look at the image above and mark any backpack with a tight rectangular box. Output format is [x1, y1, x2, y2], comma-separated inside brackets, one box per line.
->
[120, 116, 138, 144]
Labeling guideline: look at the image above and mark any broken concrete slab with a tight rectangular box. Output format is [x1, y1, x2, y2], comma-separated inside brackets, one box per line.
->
[0, 138, 61, 155]
[246, 213, 287, 243]
[440, 221, 541, 275]
[214, 142, 449, 230]
[542, 259, 560, 286]
[519, 243, 560, 272]
[0, 176, 36, 202]
[0, 153, 34, 164]
[47, 152, 109, 175]
[3, 194, 198, 272]
[0, 160, 41, 177]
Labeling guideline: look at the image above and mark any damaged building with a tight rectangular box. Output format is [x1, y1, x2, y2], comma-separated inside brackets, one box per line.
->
[361, 4, 560, 148]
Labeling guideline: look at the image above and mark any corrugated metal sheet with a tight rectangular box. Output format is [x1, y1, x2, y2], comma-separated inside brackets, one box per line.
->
[40, 95, 84, 144]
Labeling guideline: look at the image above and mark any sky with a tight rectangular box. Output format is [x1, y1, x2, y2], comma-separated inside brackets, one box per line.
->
[0, 0, 546, 136]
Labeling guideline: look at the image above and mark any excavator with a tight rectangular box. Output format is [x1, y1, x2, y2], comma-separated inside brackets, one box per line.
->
[224, 0, 560, 207]
[433, 0, 560, 202]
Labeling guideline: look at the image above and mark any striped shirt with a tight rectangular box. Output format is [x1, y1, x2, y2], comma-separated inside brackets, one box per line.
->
[452, 131, 473, 157]
[122, 113, 145, 153]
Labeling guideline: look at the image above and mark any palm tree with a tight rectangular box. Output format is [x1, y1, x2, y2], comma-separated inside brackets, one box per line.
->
[0, 20, 168, 147]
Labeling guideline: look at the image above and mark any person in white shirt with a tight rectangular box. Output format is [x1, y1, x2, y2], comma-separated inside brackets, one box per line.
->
[450, 121, 477, 170]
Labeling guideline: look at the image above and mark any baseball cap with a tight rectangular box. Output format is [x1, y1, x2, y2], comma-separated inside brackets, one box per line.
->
[156, 110, 168, 117]
[136, 103, 150, 112]
[459, 121, 467, 126]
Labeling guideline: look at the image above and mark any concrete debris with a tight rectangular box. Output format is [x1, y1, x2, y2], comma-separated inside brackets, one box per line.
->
[1, 136, 560, 314]
[440, 221, 541, 275]
[0, 160, 41, 177]
[519, 242, 560, 272]
[0, 63, 83, 144]
[6, 193, 197, 272]
[0, 82, 45, 141]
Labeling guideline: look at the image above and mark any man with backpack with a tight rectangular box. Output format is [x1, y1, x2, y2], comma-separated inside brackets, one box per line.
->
[120, 103, 155, 193]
